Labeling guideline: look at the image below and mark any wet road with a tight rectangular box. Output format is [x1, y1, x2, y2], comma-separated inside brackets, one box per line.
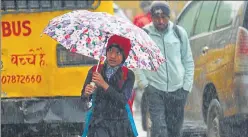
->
[14, 111, 248, 137]
[4, 105, 208, 137]
[39, 110, 206, 137]
[133, 110, 207, 137]
[133, 110, 147, 137]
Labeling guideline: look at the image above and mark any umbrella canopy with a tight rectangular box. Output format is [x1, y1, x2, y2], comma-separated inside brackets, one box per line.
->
[43, 10, 165, 71]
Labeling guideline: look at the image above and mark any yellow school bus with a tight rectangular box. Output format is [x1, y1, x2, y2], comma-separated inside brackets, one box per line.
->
[1, 1, 113, 136]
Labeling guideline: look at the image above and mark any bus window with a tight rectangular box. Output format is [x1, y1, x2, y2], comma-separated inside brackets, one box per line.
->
[1, 0, 99, 13]
[56, 44, 98, 67]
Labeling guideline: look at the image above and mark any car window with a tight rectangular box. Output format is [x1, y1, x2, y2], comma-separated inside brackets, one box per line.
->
[215, 1, 235, 29]
[177, 1, 202, 37]
[56, 44, 97, 67]
[243, 2, 248, 29]
[209, 2, 220, 31]
[193, 1, 218, 35]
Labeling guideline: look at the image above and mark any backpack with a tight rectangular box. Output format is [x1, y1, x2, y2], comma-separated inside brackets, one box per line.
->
[143, 24, 183, 44]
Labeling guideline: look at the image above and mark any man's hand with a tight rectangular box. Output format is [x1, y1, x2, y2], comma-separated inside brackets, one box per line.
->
[84, 84, 96, 97]
[182, 87, 189, 93]
[92, 72, 109, 90]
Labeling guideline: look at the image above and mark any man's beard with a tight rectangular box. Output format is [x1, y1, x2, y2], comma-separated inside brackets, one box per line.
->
[155, 23, 168, 32]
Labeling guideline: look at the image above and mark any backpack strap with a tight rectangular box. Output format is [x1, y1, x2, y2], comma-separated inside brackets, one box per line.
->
[144, 25, 182, 45]
[92, 65, 97, 72]
[125, 104, 138, 136]
[82, 90, 96, 137]
[173, 24, 183, 44]
[92, 64, 104, 72]
[121, 66, 128, 81]
[121, 66, 138, 136]
[121, 66, 134, 111]
[82, 96, 95, 137]
[142, 28, 150, 35]
[173, 24, 185, 57]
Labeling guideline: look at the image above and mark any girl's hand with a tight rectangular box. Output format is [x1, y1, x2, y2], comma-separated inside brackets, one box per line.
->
[92, 72, 109, 90]
[84, 84, 96, 96]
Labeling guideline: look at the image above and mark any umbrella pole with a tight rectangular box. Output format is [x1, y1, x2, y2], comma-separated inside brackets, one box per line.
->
[95, 60, 101, 73]
[90, 60, 100, 88]
[95, 34, 109, 73]
[91, 32, 109, 88]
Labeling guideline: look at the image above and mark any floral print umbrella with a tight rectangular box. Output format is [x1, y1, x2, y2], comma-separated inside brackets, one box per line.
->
[43, 10, 165, 71]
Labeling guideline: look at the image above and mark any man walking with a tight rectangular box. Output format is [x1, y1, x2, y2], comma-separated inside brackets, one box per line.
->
[135, 1, 194, 137]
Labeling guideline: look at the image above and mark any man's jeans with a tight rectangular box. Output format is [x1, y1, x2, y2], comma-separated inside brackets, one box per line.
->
[146, 85, 188, 137]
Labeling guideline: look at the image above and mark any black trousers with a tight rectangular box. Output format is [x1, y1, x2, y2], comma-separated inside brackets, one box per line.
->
[146, 85, 188, 137]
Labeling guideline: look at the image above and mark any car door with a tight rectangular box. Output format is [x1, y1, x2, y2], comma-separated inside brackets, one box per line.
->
[209, 1, 245, 116]
[176, 1, 202, 120]
[191, 1, 219, 88]
[177, 1, 218, 121]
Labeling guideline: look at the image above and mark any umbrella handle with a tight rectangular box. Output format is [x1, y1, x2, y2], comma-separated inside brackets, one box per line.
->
[90, 82, 96, 87]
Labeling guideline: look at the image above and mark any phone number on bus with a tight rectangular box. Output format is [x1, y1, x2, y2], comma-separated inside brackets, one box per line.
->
[1, 75, 42, 84]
